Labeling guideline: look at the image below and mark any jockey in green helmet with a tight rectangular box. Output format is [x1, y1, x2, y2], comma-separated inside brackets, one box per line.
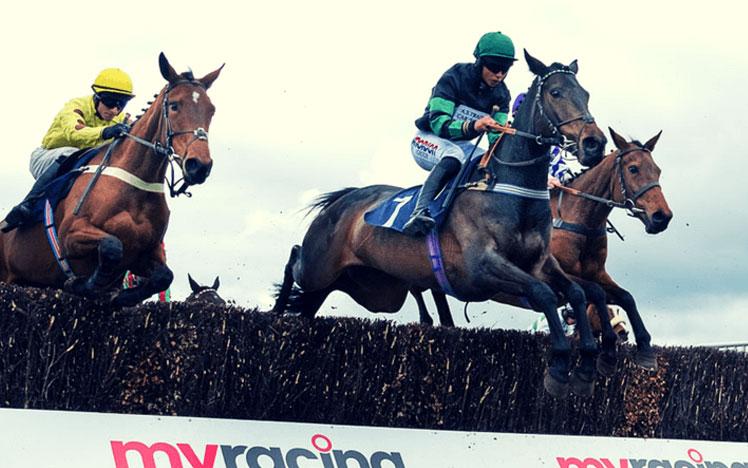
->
[404, 31, 516, 236]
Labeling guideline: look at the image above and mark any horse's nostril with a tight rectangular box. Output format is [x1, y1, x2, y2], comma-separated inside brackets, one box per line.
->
[583, 138, 599, 151]
[652, 210, 671, 224]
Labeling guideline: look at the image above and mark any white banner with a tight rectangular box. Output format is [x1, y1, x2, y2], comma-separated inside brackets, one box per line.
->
[0, 408, 745, 468]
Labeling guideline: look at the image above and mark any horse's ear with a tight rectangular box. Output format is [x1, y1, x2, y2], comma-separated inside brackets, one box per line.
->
[212, 276, 220, 290]
[644, 130, 662, 152]
[188, 273, 200, 292]
[159, 52, 180, 83]
[199, 63, 225, 90]
[608, 127, 628, 150]
[524, 49, 548, 76]
[568, 59, 578, 74]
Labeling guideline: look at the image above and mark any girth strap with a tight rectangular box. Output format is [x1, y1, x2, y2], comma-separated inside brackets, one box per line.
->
[552, 218, 606, 238]
[426, 230, 459, 298]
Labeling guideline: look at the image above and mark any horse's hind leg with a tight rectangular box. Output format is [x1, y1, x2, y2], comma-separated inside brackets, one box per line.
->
[410, 288, 434, 326]
[272, 245, 300, 314]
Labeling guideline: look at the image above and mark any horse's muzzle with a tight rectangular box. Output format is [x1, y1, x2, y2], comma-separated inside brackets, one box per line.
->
[184, 157, 213, 185]
[645, 209, 672, 234]
[579, 135, 606, 167]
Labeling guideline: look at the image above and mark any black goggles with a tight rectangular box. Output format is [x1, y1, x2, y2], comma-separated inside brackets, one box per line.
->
[481, 57, 513, 74]
[98, 93, 131, 109]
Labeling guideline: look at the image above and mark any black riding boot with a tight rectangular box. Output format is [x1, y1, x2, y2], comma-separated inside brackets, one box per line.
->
[402, 157, 461, 237]
[0, 160, 63, 233]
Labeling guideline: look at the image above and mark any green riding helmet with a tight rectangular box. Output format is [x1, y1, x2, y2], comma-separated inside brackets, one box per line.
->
[473, 31, 516, 61]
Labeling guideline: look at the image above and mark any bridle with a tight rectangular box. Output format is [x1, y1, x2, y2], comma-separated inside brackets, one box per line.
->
[615, 146, 660, 211]
[125, 79, 210, 197]
[493, 68, 594, 168]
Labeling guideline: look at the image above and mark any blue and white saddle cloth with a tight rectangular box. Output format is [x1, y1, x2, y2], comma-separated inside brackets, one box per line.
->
[364, 158, 480, 232]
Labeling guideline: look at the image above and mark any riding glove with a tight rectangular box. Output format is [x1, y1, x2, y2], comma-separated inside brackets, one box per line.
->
[102, 123, 130, 140]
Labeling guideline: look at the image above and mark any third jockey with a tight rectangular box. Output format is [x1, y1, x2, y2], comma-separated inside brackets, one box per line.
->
[403, 31, 516, 236]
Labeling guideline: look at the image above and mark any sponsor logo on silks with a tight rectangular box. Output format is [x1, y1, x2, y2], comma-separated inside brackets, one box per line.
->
[111, 433, 406, 468]
[412, 136, 439, 157]
[556, 447, 747, 468]
[453, 104, 488, 123]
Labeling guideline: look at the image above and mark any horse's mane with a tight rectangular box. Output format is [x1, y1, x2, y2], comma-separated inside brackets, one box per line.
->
[130, 70, 199, 124]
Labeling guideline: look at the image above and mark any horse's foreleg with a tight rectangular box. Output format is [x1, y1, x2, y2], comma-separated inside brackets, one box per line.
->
[541, 258, 596, 396]
[571, 276, 619, 377]
[109, 243, 172, 307]
[473, 256, 571, 397]
[410, 288, 434, 326]
[431, 290, 454, 327]
[111, 260, 173, 307]
[602, 282, 656, 371]
[65, 235, 125, 298]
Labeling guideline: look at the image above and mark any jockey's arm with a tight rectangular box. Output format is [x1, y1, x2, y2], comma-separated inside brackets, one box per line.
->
[57, 99, 126, 148]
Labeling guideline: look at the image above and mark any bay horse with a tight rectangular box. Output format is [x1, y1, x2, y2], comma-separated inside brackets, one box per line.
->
[416, 128, 672, 375]
[273, 50, 608, 397]
[0, 53, 223, 307]
[186, 273, 225, 305]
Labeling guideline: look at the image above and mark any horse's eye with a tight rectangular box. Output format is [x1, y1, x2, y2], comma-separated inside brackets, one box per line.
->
[628, 166, 639, 175]
[550, 89, 561, 98]
[169, 102, 179, 112]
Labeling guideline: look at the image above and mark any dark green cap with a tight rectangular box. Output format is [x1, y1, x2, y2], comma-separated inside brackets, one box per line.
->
[473, 31, 516, 60]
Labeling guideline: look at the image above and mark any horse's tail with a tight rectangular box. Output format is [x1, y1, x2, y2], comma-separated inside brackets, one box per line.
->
[305, 187, 358, 216]
[283, 283, 331, 319]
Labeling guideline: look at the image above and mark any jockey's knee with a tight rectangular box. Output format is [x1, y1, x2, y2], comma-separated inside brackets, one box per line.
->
[438, 156, 461, 174]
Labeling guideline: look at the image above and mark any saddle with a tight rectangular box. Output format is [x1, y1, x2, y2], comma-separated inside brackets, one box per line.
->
[364, 157, 480, 232]
[28, 147, 101, 225]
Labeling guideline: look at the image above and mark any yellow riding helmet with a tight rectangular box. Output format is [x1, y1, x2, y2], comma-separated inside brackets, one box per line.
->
[92, 68, 134, 97]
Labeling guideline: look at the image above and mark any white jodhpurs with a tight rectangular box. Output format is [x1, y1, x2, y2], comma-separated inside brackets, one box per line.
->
[29, 146, 78, 179]
[410, 130, 484, 171]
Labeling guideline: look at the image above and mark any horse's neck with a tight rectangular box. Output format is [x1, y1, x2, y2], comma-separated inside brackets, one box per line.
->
[486, 84, 550, 190]
[488, 127, 549, 191]
[111, 93, 169, 183]
[559, 154, 617, 225]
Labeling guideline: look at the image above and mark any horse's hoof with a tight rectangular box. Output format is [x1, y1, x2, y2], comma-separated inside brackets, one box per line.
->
[596, 353, 617, 377]
[634, 350, 658, 371]
[570, 371, 595, 397]
[543, 371, 569, 398]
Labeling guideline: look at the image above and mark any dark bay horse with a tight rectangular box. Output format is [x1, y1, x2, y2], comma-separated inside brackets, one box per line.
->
[419, 128, 672, 374]
[0, 53, 223, 307]
[186, 273, 225, 305]
[273, 50, 608, 397]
